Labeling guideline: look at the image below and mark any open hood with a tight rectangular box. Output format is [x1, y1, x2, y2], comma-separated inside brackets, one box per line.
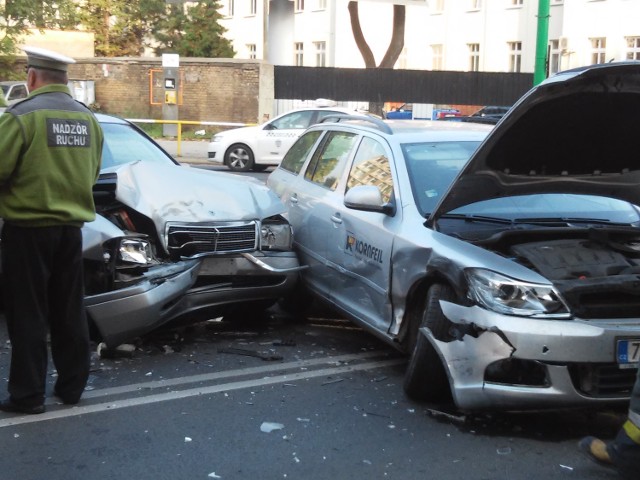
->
[429, 62, 640, 224]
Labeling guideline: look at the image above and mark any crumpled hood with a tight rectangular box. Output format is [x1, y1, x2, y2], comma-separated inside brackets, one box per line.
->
[103, 161, 286, 229]
[430, 62, 640, 223]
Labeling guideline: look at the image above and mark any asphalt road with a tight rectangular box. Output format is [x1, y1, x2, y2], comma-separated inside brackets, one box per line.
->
[0, 306, 628, 480]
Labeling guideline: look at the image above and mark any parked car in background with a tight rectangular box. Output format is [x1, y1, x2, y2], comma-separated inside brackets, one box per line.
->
[0, 81, 28, 106]
[0, 114, 301, 348]
[470, 105, 511, 121]
[207, 104, 358, 172]
[268, 62, 640, 413]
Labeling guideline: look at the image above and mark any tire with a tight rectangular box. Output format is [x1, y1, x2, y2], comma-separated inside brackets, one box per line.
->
[225, 143, 254, 172]
[277, 279, 314, 319]
[403, 283, 455, 403]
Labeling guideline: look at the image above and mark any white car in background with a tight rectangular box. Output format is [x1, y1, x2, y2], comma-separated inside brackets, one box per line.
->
[207, 105, 358, 172]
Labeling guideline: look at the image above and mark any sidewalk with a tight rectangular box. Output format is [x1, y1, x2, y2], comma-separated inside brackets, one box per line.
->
[156, 139, 210, 164]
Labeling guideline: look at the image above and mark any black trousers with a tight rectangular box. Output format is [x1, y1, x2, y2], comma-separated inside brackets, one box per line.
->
[1, 223, 90, 407]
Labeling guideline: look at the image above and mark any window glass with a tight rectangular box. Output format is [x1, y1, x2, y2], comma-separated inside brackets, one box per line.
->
[304, 131, 357, 190]
[346, 137, 393, 203]
[9, 85, 27, 100]
[452, 194, 640, 225]
[270, 110, 314, 130]
[315, 109, 347, 123]
[100, 123, 176, 170]
[403, 141, 482, 215]
[280, 130, 322, 174]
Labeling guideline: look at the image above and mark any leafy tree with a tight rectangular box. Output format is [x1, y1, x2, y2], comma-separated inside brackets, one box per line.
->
[180, 0, 235, 57]
[153, 0, 235, 58]
[80, 0, 167, 57]
[0, 0, 79, 76]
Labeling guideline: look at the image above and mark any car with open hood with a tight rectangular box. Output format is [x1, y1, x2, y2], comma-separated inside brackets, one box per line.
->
[13, 114, 302, 348]
[267, 62, 640, 412]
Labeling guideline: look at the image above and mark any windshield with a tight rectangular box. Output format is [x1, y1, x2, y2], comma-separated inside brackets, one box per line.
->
[100, 122, 177, 170]
[449, 194, 640, 225]
[402, 141, 482, 216]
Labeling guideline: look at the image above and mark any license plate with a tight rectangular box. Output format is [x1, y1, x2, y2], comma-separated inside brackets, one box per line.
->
[616, 339, 640, 368]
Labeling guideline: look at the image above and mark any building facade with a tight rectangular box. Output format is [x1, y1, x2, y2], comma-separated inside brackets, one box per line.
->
[220, 0, 640, 74]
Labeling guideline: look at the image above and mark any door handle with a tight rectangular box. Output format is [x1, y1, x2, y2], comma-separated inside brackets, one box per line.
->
[290, 193, 298, 204]
[331, 213, 342, 224]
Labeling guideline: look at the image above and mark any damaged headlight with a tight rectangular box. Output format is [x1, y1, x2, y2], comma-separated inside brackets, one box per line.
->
[118, 238, 154, 265]
[465, 268, 571, 318]
[260, 216, 293, 251]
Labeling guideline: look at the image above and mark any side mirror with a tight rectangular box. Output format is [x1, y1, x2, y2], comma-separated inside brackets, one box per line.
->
[344, 185, 395, 216]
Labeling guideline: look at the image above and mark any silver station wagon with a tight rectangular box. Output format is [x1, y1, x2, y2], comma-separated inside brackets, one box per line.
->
[268, 62, 640, 412]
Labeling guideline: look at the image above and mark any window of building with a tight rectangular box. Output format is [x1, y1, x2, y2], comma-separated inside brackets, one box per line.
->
[227, 0, 235, 17]
[314, 41, 326, 67]
[510, 0, 524, 6]
[295, 0, 304, 12]
[295, 42, 304, 66]
[317, 0, 327, 9]
[469, 0, 482, 10]
[431, 44, 443, 70]
[508, 41, 522, 72]
[549, 39, 561, 75]
[247, 44, 256, 59]
[626, 37, 640, 60]
[590, 37, 606, 64]
[431, 0, 445, 14]
[468, 43, 480, 72]
[249, 0, 257, 15]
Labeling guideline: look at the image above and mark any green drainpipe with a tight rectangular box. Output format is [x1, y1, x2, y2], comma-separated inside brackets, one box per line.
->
[533, 0, 551, 86]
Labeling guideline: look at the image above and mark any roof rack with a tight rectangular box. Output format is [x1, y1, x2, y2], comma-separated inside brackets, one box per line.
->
[319, 114, 393, 135]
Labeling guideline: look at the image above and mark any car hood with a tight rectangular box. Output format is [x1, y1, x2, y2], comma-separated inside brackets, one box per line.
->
[430, 62, 640, 223]
[103, 161, 286, 226]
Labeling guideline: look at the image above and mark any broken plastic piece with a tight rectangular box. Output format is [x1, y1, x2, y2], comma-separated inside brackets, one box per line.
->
[260, 422, 284, 433]
[97, 342, 136, 359]
[218, 347, 283, 361]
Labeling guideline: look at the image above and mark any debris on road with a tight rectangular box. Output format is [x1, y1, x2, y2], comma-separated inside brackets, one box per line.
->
[97, 342, 136, 359]
[260, 422, 285, 433]
[218, 346, 283, 361]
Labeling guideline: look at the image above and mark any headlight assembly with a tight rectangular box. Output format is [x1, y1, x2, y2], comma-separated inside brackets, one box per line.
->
[465, 268, 571, 318]
[118, 238, 154, 265]
[260, 217, 293, 251]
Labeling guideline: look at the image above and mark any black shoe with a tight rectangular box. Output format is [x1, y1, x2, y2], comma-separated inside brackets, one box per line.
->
[0, 398, 45, 415]
[53, 391, 80, 405]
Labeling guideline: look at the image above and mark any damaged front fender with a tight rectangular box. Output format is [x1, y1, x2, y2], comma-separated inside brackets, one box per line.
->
[420, 301, 634, 411]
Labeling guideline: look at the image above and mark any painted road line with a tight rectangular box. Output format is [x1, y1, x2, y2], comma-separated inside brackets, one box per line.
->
[67, 350, 400, 402]
[0, 358, 406, 428]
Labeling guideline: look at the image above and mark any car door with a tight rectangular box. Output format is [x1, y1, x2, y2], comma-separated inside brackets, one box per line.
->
[256, 110, 316, 163]
[286, 129, 359, 299]
[325, 136, 398, 333]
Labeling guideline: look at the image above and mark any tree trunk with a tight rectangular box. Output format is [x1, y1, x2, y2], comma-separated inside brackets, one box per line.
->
[347, 1, 406, 117]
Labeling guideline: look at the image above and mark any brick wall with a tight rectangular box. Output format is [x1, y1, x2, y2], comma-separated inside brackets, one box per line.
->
[67, 57, 273, 125]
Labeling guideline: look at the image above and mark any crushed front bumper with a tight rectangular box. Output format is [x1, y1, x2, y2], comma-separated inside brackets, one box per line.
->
[168, 250, 304, 321]
[423, 301, 640, 411]
[84, 260, 201, 348]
